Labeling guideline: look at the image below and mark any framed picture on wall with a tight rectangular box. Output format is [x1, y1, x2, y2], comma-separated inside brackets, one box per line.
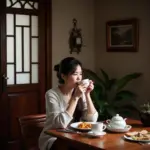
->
[106, 18, 138, 52]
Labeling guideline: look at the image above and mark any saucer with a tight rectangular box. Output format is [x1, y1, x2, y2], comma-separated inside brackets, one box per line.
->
[107, 124, 132, 133]
[86, 131, 106, 137]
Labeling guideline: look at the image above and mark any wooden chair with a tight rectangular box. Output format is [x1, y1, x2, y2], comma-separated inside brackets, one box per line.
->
[19, 114, 46, 150]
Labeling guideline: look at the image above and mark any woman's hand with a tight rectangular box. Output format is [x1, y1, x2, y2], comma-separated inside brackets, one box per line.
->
[85, 80, 94, 94]
[73, 83, 87, 99]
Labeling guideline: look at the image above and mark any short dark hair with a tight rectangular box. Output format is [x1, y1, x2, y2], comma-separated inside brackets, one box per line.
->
[54, 57, 82, 84]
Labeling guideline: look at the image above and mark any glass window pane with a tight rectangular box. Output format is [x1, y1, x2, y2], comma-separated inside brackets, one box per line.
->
[21, 0, 26, 5]
[7, 37, 14, 63]
[32, 38, 38, 62]
[16, 14, 29, 26]
[32, 16, 38, 36]
[34, 2, 38, 9]
[7, 0, 11, 7]
[7, 64, 14, 85]
[32, 64, 38, 83]
[29, 1, 34, 5]
[12, 2, 21, 8]
[7, 14, 14, 35]
[12, 0, 17, 3]
[24, 27, 30, 71]
[16, 73, 30, 84]
[16, 27, 22, 72]
[24, 3, 33, 9]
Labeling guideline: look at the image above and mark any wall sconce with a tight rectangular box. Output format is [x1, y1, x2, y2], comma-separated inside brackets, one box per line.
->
[69, 18, 82, 54]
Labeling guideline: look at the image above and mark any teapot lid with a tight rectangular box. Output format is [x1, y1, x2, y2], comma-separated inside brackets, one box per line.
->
[112, 114, 123, 121]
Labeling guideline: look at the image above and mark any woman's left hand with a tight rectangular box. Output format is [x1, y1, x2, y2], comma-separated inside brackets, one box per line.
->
[85, 80, 94, 94]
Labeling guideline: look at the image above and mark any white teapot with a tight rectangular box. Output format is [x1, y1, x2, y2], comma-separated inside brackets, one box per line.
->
[106, 114, 127, 129]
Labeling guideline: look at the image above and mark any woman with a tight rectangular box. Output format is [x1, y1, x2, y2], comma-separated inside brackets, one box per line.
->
[39, 57, 98, 150]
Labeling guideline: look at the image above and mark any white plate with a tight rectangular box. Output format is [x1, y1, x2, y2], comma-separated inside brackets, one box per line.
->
[124, 135, 150, 142]
[70, 122, 93, 131]
[106, 124, 132, 133]
[86, 131, 106, 137]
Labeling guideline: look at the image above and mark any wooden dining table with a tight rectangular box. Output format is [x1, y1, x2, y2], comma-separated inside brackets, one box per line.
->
[45, 119, 150, 150]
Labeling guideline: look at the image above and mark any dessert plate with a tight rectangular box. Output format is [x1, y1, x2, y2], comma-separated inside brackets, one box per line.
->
[124, 135, 150, 143]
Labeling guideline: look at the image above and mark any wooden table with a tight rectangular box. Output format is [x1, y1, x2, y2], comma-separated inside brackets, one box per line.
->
[45, 119, 150, 150]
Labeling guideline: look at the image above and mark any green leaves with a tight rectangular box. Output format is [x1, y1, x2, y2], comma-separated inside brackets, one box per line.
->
[83, 68, 142, 120]
[116, 90, 136, 101]
[100, 69, 109, 84]
[116, 73, 142, 91]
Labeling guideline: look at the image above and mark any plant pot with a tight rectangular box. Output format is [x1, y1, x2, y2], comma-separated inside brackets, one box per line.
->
[139, 112, 150, 127]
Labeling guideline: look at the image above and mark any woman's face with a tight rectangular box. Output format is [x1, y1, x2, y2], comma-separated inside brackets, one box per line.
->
[62, 65, 82, 88]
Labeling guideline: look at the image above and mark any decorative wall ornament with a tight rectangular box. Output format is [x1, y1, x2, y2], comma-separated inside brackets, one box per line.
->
[69, 18, 82, 54]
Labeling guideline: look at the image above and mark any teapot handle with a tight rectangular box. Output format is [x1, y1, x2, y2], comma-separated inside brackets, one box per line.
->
[106, 119, 110, 124]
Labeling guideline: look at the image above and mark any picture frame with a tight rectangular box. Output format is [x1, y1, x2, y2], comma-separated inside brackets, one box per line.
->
[106, 19, 138, 52]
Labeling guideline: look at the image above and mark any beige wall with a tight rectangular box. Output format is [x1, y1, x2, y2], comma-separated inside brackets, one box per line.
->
[52, 0, 95, 86]
[52, 0, 150, 104]
[95, 0, 150, 104]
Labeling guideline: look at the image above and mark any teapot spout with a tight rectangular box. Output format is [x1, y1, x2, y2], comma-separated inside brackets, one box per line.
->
[106, 119, 111, 124]
[124, 118, 127, 121]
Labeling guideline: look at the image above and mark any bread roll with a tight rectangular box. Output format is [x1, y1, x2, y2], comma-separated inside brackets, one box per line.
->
[125, 131, 138, 137]
[140, 130, 148, 135]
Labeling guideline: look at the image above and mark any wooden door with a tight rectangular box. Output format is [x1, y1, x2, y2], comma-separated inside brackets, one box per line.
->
[0, 0, 52, 149]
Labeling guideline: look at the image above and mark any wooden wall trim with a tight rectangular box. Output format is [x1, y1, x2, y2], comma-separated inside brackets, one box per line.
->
[46, 0, 52, 91]
[39, 0, 52, 113]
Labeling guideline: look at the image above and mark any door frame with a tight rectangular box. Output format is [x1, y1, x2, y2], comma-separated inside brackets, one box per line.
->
[39, 0, 52, 112]
[45, 0, 52, 90]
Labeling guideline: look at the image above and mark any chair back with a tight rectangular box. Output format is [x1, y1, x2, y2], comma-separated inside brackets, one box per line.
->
[19, 114, 46, 150]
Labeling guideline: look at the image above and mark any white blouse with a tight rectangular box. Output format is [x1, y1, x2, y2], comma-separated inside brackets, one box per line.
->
[39, 87, 98, 150]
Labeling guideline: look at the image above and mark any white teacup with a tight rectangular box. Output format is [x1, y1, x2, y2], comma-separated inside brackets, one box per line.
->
[79, 79, 90, 102]
[92, 122, 106, 133]
[80, 79, 90, 87]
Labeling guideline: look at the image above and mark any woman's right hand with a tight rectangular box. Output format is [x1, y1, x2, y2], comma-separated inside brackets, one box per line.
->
[73, 83, 87, 99]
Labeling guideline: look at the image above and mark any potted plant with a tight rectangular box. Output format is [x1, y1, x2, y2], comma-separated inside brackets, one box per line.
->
[83, 68, 142, 121]
[139, 102, 150, 126]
